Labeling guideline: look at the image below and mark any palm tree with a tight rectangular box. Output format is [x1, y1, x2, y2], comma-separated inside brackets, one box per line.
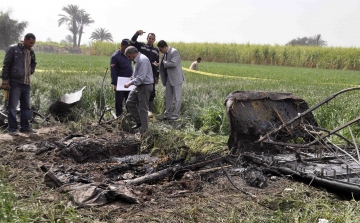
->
[77, 12, 94, 47]
[58, 4, 83, 47]
[89, 28, 113, 42]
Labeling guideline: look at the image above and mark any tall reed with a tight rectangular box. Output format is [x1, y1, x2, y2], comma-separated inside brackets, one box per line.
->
[40, 41, 360, 70]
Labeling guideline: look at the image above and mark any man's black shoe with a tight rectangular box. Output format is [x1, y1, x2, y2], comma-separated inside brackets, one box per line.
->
[19, 128, 37, 134]
[157, 116, 169, 121]
[9, 131, 19, 136]
[131, 124, 141, 129]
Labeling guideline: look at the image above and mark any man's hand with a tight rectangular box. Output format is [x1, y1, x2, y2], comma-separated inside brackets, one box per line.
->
[113, 85, 117, 91]
[137, 30, 144, 35]
[0, 80, 10, 90]
[155, 77, 159, 85]
[124, 82, 131, 88]
[152, 61, 158, 67]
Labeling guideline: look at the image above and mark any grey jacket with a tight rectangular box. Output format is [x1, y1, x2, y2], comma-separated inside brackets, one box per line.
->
[159, 47, 185, 87]
[1, 42, 37, 84]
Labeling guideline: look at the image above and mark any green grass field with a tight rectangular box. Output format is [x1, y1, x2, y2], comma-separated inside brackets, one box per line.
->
[1, 51, 360, 151]
[2, 51, 359, 136]
[1, 52, 360, 222]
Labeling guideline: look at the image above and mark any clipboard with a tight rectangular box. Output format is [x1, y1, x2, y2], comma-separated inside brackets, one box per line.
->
[116, 77, 135, 91]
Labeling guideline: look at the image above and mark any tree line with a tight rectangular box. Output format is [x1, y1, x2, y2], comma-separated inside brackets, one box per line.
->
[0, 4, 114, 51]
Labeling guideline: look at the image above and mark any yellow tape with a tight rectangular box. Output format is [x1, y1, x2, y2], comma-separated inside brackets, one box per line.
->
[182, 67, 274, 81]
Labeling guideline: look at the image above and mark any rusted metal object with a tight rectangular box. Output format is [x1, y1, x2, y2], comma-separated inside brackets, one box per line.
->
[226, 87, 360, 195]
[242, 152, 360, 195]
[225, 90, 318, 152]
[255, 87, 360, 146]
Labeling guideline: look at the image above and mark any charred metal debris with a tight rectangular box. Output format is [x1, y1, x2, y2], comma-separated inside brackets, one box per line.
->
[225, 87, 360, 195]
[36, 87, 360, 207]
[6, 87, 360, 207]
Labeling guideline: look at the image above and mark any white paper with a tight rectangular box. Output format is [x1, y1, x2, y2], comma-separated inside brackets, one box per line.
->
[117, 77, 135, 91]
[60, 86, 86, 104]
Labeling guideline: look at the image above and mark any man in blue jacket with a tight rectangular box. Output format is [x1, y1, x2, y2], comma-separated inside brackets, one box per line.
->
[110, 39, 133, 117]
[1, 33, 37, 136]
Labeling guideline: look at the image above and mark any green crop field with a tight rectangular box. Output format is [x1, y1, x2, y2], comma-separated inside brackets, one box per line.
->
[1, 51, 360, 152]
[36, 41, 360, 70]
[1, 51, 360, 222]
[2, 51, 359, 136]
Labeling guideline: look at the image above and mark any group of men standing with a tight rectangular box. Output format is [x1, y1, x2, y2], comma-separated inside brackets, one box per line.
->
[0, 31, 185, 136]
[110, 30, 185, 135]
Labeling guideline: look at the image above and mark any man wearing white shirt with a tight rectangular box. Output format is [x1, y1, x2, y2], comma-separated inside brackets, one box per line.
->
[190, 57, 202, 70]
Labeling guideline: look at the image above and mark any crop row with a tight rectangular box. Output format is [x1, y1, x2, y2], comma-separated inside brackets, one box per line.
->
[34, 41, 360, 70]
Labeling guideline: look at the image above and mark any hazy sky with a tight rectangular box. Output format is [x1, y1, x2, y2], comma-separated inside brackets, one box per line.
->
[1, 0, 360, 47]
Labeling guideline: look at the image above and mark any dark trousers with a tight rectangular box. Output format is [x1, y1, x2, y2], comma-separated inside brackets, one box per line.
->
[7, 82, 31, 132]
[149, 83, 156, 102]
[126, 84, 153, 134]
[115, 90, 130, 117]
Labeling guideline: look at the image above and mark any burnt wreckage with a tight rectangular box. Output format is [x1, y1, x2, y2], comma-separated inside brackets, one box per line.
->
[0, 87, 87, 126]
[43, 87, 360, 205]
[5, 86, 360, 206]
[225, 87, 360, 195]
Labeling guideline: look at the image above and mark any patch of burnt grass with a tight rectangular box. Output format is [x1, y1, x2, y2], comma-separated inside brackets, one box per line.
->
[144, 122, 227, 161]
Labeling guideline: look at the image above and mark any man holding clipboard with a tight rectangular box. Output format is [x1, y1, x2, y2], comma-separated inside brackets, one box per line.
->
[124, 46, 154, 135]
[110, 39, 132, 117]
